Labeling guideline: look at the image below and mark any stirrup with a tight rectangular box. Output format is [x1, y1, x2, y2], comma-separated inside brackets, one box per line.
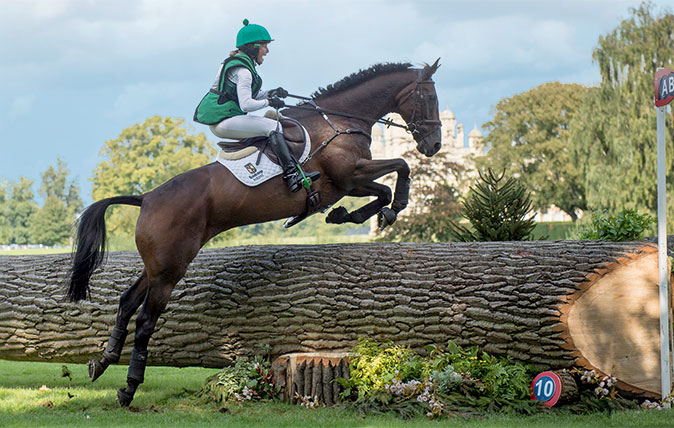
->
[283, 167, 320, 193]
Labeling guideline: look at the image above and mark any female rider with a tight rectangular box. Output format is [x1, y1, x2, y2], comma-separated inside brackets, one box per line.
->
[194, 19, 319, 193]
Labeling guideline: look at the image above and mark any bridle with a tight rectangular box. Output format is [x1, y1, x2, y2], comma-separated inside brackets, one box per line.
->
[395, 79, 443, 140]
[282, 75, 442, 162]
[285, 77, 441, 138]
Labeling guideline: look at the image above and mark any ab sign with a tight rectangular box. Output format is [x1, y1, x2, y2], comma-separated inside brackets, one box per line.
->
[655, 68, 674, 107]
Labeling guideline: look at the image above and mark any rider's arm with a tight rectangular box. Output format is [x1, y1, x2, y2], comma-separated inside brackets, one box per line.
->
[228, 67, 269, 112]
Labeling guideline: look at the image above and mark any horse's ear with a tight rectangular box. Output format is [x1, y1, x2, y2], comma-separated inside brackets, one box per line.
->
[421, 58, 441, 81]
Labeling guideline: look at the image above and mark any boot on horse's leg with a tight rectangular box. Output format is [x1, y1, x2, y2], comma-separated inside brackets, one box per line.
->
[89, 327, 128, 382]
[269, 131, 319, 192]
[117, 348, 148, 407]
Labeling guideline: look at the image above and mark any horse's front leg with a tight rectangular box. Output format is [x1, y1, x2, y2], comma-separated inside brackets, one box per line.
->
[326, 158, 410, 228]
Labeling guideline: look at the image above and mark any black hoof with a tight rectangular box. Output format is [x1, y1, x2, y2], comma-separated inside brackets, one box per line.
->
[326, 206, 350, 224]
[377, 208, 397, 230]
[88, 359, 105, 382]
[117, 387, 134, 407]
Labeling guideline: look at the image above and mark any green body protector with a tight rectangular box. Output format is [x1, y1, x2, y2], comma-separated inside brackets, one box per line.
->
[193, 53, 263, 125]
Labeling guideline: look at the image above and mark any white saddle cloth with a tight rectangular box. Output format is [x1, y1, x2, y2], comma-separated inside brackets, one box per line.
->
[215, 126, 311, 187]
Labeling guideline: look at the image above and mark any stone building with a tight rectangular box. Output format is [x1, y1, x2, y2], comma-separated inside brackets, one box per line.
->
[368, 109, 574, 233]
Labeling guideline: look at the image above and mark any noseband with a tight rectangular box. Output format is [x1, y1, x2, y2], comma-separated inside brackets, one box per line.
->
[396, 79, 442, 140]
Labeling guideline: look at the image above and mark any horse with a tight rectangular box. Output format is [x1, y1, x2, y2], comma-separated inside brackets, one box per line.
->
[67, 59, 442, 406]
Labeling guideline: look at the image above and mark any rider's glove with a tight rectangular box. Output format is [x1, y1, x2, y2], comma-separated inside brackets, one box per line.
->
[268, 97, 286, 109]
[268, 87, 289, 98]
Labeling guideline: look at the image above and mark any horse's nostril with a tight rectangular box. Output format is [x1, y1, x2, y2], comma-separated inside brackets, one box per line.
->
[434, 142, 441, 152]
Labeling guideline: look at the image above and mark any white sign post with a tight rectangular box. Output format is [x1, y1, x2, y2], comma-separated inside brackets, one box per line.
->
[655, 67, 674, 402]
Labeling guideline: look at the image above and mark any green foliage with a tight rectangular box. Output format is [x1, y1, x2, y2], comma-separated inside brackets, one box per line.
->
[2, 177, 38, 245]
[29, 196, 72, 246]
[203, 349, 279, 405]
[28, 159, 82, 246]
[476, 82, 589, 221]
[449, 168, 536, 241]
[378, 148, 463, 242]
[341, 338, 539, 418]
[92, 116, 215, 238]
[342, 338, 421, 400]
[39, 158, 83, 216]
[577, 209, 654, 241]
[569, 3, 674, 228]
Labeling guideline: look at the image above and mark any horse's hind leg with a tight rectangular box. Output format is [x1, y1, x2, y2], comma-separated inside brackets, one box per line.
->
[116, 273, 182, 407]
[89, 271, 148, 382]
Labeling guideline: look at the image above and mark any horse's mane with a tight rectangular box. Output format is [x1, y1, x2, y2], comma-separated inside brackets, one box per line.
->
[311, 62, 414, 100]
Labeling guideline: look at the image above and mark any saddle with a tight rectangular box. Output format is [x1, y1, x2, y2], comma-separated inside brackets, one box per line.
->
[217, 113, 307, 165]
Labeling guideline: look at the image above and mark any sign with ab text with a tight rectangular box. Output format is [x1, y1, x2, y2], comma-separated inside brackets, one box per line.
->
[655, 68, 674, 107]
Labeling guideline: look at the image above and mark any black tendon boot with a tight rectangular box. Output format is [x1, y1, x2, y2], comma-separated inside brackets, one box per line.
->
[269, 131, 320, 192]
[89, 327, 128, 382]
[117, 348, 148, 407]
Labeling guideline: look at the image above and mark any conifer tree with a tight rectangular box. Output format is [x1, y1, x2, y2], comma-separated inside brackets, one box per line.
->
[449, 168, 536, 242]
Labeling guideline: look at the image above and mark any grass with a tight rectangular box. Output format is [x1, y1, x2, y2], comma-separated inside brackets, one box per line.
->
[1, 360, 674, 427]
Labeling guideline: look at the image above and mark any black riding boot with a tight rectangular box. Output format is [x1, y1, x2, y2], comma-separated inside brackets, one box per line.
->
[269, 131, 320, 192]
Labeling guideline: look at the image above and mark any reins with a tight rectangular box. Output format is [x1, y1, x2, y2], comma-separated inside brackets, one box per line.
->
[282, 79, 441, 164]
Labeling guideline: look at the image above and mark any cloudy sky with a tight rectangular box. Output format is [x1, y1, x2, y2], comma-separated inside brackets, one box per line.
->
[1, 0, 671, 203]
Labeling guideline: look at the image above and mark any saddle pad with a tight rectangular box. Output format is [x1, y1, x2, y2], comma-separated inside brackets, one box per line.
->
[216, 126, 311, 187]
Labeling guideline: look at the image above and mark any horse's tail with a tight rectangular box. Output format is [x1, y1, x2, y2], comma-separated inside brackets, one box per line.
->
[67, 195, 144, 302]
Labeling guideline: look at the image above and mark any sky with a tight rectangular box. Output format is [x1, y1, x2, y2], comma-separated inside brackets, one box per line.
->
[2, 0, 673, 204]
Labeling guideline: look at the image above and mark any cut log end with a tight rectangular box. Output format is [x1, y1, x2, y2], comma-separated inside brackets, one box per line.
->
[564, 248, 672, 398]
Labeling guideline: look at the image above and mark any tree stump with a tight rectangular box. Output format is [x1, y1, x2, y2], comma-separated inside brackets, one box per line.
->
[0, 241, 671, 398]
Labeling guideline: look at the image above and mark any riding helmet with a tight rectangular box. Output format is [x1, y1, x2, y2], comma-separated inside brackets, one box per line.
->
[236, 19, 273, 48]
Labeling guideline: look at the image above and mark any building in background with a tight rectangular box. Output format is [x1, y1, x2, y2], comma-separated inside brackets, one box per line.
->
[369, 109, 574, 234]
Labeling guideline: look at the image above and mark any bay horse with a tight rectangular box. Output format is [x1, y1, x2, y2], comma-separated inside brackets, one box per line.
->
[68, 59, 442, 406]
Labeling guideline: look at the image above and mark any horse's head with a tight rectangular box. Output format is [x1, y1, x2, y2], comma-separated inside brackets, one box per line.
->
[396, 59, 442, 157]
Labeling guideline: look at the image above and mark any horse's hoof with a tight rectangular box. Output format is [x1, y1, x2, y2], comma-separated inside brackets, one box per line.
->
[117, 388, 134, 407]
[377, 208, 397, 230]
[326, 206, 350, 224]
[88, 359, 104, 382]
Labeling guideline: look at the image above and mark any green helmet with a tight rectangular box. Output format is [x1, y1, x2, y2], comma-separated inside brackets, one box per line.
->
[236, 19, 273, 48]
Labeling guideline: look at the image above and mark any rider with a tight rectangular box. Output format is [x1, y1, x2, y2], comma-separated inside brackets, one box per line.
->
[194, 19, 319, 193]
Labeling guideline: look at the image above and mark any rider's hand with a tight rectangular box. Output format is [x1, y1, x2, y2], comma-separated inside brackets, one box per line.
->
[268, 97, 285, 109]
[269, 87, 289, 98]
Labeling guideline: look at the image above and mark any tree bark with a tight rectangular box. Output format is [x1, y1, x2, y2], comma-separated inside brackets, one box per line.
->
[0, 241, 670, 398]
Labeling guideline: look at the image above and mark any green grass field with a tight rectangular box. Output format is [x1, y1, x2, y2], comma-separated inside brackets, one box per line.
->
[1, 360, 673, 428]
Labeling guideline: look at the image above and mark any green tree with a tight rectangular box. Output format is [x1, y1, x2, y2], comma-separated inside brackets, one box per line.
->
[4, 177, 38, 245]
[29, 196, 71, 246]
[475, 82, 589, 221]
[569, 2, 674, 226]
[378, 148, 463, 242]
[92, 116, 216, 238]
[0, 181, 9, 244]
[449, 169, 536, 242]
[28, 159, 83, 246]
[40, 158, 83, 216]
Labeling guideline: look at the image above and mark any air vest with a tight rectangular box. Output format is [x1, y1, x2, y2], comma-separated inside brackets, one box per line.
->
[193, 54, 263, 125]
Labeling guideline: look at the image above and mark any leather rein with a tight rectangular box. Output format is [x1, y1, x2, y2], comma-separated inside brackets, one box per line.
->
[284, 78, 442, 163]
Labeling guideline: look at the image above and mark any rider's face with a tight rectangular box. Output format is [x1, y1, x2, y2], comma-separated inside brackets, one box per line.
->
[257, 43, 269, 64]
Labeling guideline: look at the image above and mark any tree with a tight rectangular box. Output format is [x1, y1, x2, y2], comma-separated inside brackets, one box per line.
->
[29, 196, 71, 246]
[378, 148, 463, 242]
[92, 116, 216, 238]
[475, 82, 589, 221]
[3, 178, 38, 245]
[449, 169, 536, 242]
[27, 159, 83, 246]
[39, 158, 83, 216]
[0, 181, 9, 244]
[569, 3, 674, 227]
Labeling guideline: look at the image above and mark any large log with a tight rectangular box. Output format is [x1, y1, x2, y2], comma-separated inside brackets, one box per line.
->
[0, 241, 671, 398]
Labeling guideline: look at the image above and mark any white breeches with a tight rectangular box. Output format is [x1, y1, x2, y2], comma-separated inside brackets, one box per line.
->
[209, 115, 277, 140]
